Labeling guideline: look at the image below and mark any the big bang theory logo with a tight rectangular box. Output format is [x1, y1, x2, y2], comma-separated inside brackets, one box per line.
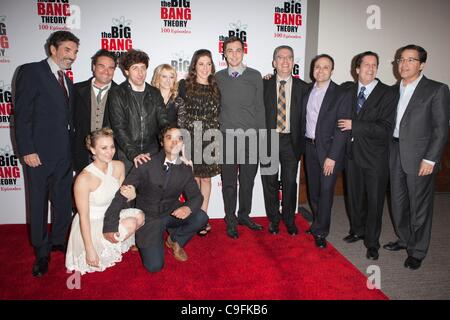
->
[36, 0, 72, 31]
[160, 0, 192, 35]
[0, 145, 21, 191]
[101, 17, 133, 59]
[218, 21, 248, 67]
[273, 0, 303, 39]
[0, 81, 13, 129]
[0, 16, 10, 63]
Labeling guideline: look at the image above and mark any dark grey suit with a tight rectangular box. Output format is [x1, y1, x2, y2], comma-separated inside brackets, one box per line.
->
[261, 76, 307, 228]
[303, 81, 351, 237]
[344, 80, 396, 250]
[14, 59, 75, 259]
[390, 76, 449, 260]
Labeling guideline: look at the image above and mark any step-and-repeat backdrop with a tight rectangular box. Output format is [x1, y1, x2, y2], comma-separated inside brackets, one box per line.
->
[0, 0, 307, 223]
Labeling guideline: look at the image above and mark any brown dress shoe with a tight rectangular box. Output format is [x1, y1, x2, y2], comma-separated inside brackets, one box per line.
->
[166, 236, 188, 262]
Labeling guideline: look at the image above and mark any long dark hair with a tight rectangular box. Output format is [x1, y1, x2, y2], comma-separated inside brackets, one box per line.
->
[185, 49, 220, 102]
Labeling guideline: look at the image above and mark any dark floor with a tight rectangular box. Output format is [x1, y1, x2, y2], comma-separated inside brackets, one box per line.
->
[303, 194, 450, 300]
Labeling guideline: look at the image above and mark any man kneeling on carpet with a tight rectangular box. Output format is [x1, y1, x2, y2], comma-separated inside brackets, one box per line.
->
[103, 124, 208, 272]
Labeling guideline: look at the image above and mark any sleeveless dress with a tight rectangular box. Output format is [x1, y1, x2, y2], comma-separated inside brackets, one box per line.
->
[65, 162, 142, 275]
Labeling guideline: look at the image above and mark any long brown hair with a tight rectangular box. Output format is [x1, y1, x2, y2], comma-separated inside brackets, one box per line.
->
[185, 49, 220, 102]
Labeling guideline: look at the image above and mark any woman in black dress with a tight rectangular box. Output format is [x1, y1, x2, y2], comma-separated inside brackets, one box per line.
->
[178, 49, 221, 235]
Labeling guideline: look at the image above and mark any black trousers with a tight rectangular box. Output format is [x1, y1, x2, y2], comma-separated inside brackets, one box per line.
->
[139, 209, 208, 272]
[389, 142, 435, 260]
[261, 133, 299, 227]
[221, 132, 259, 227]
[304, 141, 339, 238]
[25, 158, 73, 259]
[345, 155, 388, 250]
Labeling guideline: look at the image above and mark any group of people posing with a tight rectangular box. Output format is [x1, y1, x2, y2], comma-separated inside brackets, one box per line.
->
[14, 31, 449, 278]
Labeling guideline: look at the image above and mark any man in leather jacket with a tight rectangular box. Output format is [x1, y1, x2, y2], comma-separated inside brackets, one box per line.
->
[108, 49, 169, 173]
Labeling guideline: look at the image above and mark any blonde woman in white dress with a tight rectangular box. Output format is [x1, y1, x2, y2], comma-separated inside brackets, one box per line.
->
[66, 128, 145, 274]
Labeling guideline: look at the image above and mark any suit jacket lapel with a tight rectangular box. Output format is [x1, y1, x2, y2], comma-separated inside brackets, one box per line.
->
[41, 60, 68, 106]
[289, 78, 298, 130]
[269, 77, 278, 128]
[400, 76, 428, 124]
[357, 80, 383, 119]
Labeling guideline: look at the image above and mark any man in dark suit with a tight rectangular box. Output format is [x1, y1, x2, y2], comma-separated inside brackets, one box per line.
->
[103, 125, 207, 272]
[303, 54, 351, 249]
[14, 31, 79, 277]
[384, 44, 449, 270]
[338, 51, 396, 260]
[73, 49, 117, 173]
[261, 45, 307, 236]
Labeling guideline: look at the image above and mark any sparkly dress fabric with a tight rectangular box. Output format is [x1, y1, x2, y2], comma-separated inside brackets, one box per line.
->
[65, 162, 142, 275]
[177, 80, 221, 178]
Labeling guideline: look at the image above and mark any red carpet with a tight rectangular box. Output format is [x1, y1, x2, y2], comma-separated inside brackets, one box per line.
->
[0, 216, 387, 300]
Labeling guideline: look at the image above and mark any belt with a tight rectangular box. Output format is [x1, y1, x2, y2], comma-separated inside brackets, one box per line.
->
[393, 137, 400, 142]
[305, 137, 315, 145]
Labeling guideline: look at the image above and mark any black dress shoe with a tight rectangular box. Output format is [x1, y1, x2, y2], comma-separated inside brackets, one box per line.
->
[268, 222, 279, 235]
[343, 234, 364, 243]
[238, 218, 263, 231]
[32, 257, 49, 277]
[366, 247, 379, 260]
[404, 256, 422, 270]
[226, 226, 239, 239]
[314, 235, 327, 249]
[383, 241, 406, 251]
[51, 244, 66, 252]
[305, 228, 312, 235]
[286, 224, 298, 236]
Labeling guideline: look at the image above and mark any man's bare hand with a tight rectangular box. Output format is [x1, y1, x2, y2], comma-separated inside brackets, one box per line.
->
[338, 119, 352, 131]
[133, 153, 151, 168]
[323, 158, 336, 176]
[24, 153, 42, 167]
[171, 206, 191, 220]
[103, 232, 119, 243]
[418, 160, 434, 176]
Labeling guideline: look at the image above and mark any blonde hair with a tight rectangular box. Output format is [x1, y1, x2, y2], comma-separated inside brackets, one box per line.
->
[85, 127, 114, 150]
[151, 64, 179, 102]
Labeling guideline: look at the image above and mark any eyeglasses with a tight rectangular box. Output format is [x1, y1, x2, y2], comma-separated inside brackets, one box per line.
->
[396, 58, 420, 64]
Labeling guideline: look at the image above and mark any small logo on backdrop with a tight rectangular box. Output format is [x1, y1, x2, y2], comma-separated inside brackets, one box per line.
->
[218, 20, 248, 67]
[273, 0, 303, 39]
[101, 16, 133, 59]
[36, 0, 80, 31]
[366, 265, 381, 290]
[0, 16, 10, 63]
[0, 145, 22, 191]
[0, 81, 13, 128]
[273, 58, 302, 79]
[170, 51, 191, 80]
[160, 0, 192, 34]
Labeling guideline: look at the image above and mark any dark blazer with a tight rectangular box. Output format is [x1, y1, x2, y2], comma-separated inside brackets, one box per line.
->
[392, 76, 449, 174]
[14, 59, 75, 161]
[73, 78, 117, 172]
[302, 81, 351, 171]
[345, 80, 396, 170]
[103, 150, 203, 247]
[263, 76, 307, 160]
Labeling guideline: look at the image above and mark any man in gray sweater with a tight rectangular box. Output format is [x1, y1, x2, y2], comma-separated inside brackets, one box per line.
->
[216, 36, 266, 239]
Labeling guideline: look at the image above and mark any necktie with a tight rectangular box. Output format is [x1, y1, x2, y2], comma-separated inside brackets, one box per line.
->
[356, 86, 366, 114]
[93, 85, 108, 104]
[231, 71, 239, 78]
[57, 70, 68, 100]
[277, 80, 287, 132]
